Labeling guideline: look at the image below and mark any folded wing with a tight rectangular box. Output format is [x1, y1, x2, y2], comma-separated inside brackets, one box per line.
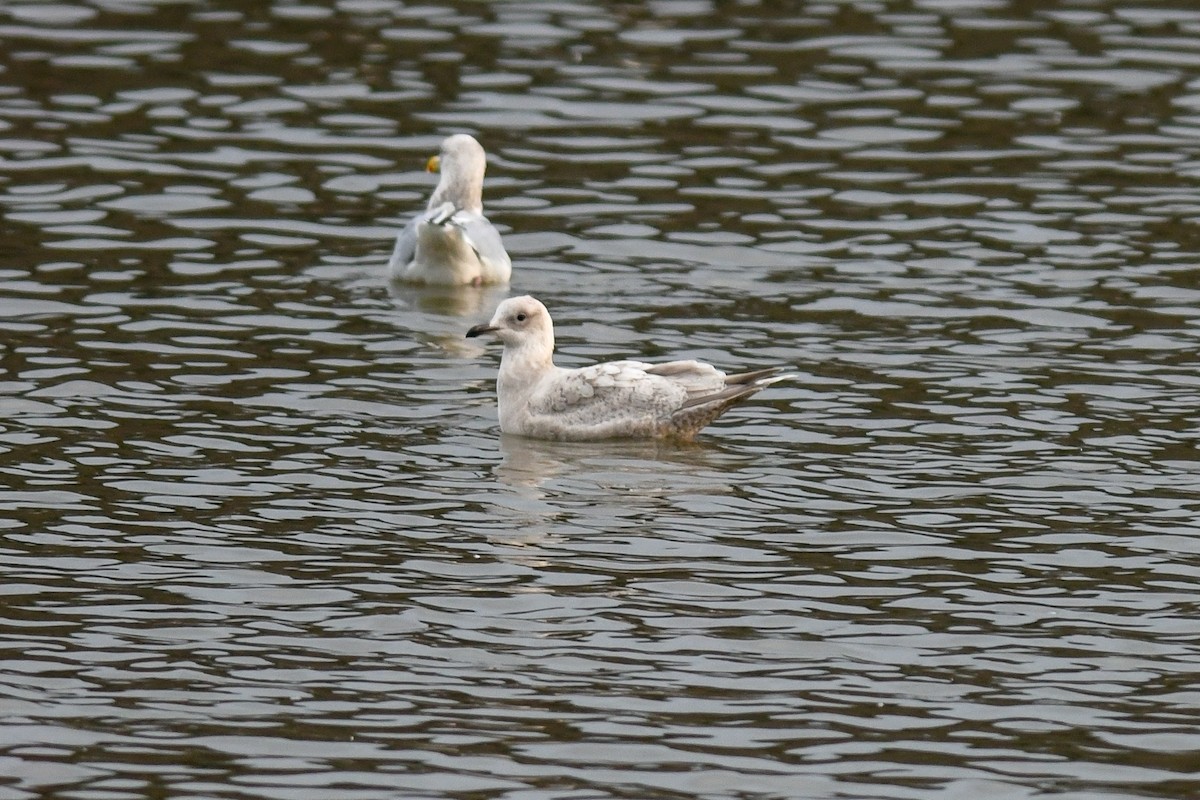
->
[387, 217, 419, 276]
[456, 213, 511, 278]
[523, 361, 688, 437]
[531, 361, 790, 440]
[390, 202, 511, 284]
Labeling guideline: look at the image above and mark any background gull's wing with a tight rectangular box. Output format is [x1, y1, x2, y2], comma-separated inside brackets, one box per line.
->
[387, 215, 419, 275]
[455, 211, 512, 276]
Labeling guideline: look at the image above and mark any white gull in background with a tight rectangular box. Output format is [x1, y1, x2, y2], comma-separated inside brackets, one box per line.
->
[466, 296, 791, 441]
[389, 134, 511, 286]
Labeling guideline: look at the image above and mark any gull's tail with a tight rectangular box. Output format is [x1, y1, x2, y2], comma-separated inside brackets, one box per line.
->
[724, 366, 790, 386]
[665, 367, 794, 440]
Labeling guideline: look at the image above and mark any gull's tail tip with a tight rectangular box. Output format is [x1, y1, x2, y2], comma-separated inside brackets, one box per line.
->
[728, 367, 799, 389]
[757, 371, 798, 388]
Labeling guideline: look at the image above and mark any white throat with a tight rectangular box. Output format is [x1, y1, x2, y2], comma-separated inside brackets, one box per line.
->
[496, 333, 554, 429]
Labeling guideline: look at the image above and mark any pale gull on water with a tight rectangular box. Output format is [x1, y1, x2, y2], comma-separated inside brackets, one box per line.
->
[466, 296, 791, 441]
[389, 134, 512, 286]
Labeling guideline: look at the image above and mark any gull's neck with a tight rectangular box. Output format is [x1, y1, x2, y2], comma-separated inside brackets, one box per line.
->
[429, 168, 483, 214]
[498, 338, 554, 389]
[496, 334, 555, 430]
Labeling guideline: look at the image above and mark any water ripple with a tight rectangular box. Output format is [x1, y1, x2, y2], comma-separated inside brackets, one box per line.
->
[1, 1, 1198, 799]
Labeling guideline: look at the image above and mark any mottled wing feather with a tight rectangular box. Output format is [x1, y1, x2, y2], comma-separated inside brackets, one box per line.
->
[529, 361, 687, 425]
[514, 358, 793, 441]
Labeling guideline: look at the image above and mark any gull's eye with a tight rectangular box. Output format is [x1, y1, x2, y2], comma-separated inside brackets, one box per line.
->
[516, 313, 527, 322]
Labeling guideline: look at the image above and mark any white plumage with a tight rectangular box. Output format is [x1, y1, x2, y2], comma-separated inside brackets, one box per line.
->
[389, 134, 511, 286]
[466, 296, 790, 441]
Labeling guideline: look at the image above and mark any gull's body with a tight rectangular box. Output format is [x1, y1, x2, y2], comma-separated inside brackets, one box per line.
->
[466, 296, 789, 441]
[390, 134, 511, 286]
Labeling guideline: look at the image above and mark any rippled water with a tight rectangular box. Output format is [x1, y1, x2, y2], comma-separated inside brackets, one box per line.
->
[2, 1, 1199, 798]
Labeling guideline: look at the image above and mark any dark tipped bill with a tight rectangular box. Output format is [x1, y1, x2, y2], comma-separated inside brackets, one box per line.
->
[466, 323, 498, 339]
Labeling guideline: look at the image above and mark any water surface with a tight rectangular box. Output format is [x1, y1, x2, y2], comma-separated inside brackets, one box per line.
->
[1, 1, 1199, 798]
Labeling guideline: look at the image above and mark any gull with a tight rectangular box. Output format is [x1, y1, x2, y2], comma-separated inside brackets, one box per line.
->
[389, 134, 512, 286]
[466, 296, 790, 441]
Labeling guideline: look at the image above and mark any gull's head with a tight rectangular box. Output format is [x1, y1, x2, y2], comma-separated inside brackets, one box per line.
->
[466, 295, 554, 355]
[428, 134, 486, 178]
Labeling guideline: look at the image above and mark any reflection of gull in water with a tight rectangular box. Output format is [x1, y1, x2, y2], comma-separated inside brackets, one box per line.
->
[495, 434, 693, 489]
[384, 284, 509, 360]
[467, 296, 791, 441]
[389, 280, 510, 319]
[494, 433, 744, 503]
[389, 134, 511, 286]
